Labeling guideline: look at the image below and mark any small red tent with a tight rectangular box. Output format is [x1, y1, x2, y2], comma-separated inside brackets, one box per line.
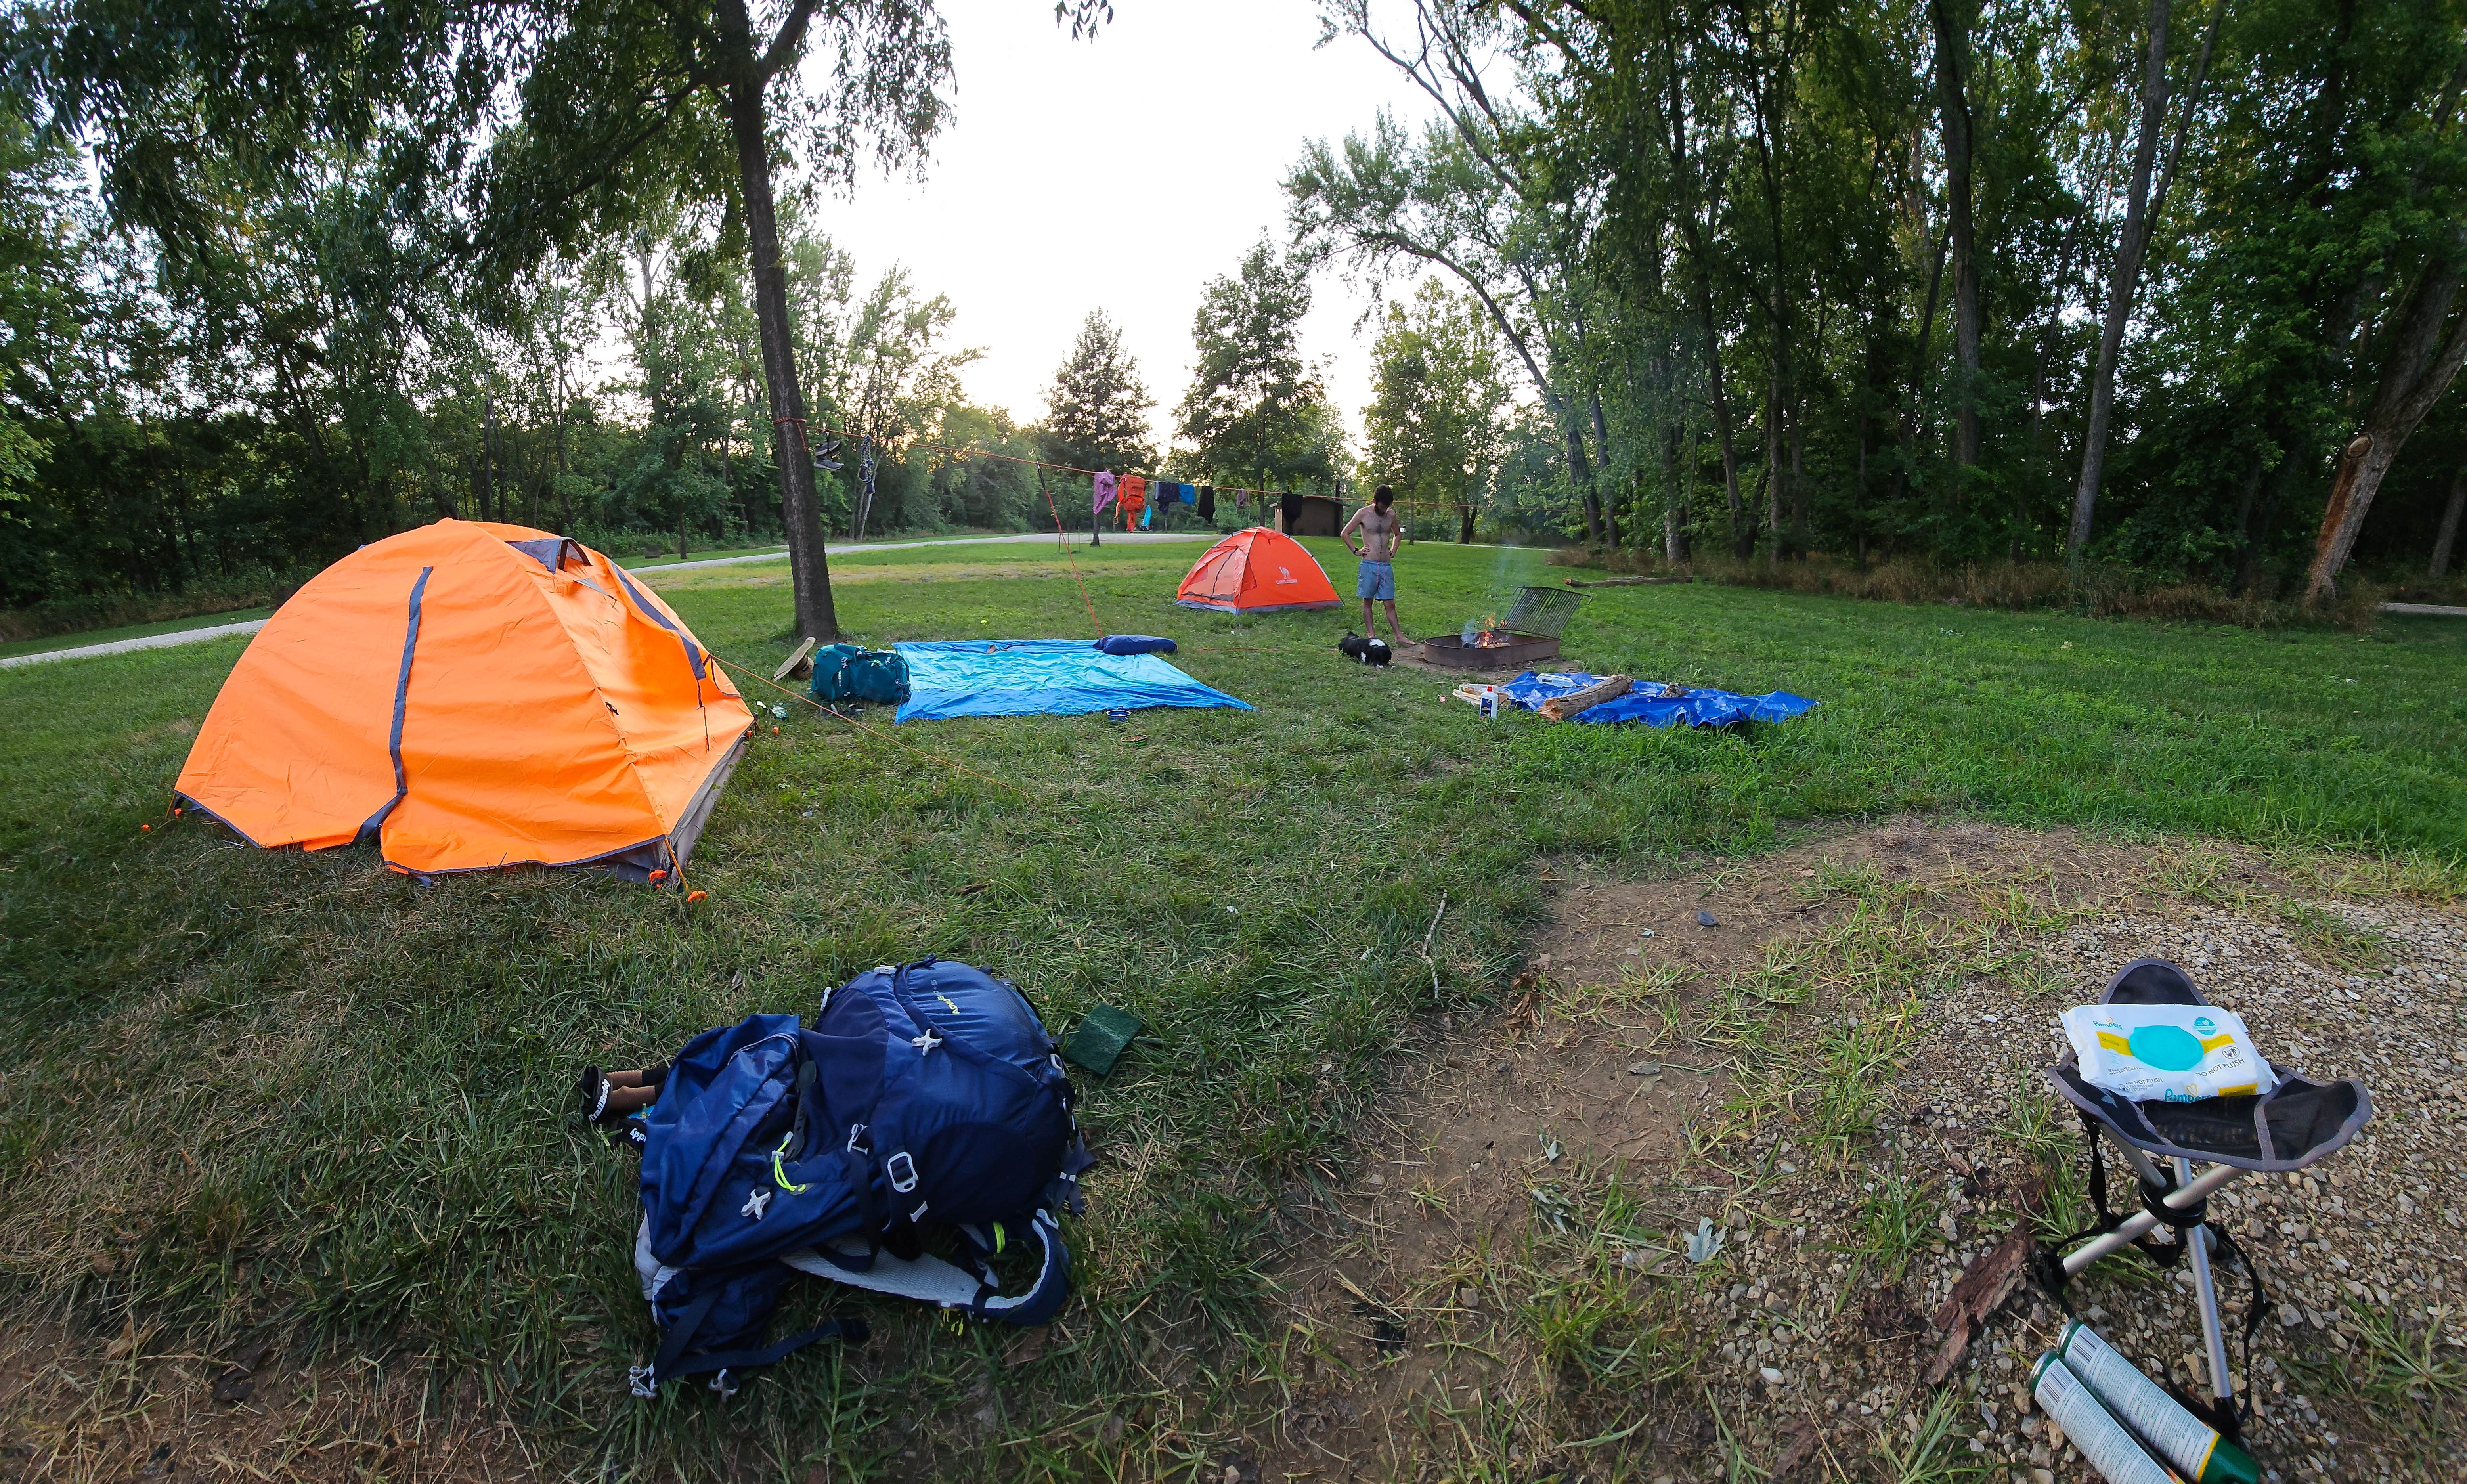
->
[1174, 528, 1340, 614]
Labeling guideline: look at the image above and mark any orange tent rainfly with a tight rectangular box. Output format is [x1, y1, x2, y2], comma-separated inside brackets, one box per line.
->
[1174, 527, 1340, 614]
[175, 520, 752, 881]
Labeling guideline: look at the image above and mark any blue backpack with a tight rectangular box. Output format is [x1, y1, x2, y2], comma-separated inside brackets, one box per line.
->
[809, 644, 911, 707]
[627, 960, 1090, 1398]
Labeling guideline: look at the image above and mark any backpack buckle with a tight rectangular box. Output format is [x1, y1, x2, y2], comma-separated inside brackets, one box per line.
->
[627, 1365, 658, 1399]
[846, 1123, 871, 1154]
[886, 1151, 920, 1193]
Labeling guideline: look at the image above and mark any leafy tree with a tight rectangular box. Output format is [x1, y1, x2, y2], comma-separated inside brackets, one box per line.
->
[1362, 281, 1509, 543]
[15, 0, 1115, 639]
[1041, 311, 1156, 474]
[0, 108, 84, 545]
[1174, 238, 1344, 490]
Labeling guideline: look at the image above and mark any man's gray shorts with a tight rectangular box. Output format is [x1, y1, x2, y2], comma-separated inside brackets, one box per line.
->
[1356, 560, 1396, 601]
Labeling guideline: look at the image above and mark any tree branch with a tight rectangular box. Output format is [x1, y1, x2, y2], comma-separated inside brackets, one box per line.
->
[760, 0, 822, 80]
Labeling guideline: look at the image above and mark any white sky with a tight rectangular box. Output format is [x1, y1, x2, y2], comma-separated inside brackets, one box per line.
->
[799, 0, 1440, 453]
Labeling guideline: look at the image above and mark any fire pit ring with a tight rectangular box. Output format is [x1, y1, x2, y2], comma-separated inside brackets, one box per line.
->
[1419, 632, 1561, 670]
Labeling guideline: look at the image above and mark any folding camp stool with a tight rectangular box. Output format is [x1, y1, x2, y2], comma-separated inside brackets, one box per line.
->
[2035, 958, 2373, 1444]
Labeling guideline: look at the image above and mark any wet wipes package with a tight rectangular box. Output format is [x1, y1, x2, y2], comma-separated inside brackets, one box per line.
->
[2060, 1003, 2278, 1103]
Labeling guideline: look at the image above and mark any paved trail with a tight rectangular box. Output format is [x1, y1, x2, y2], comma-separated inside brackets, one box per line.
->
[0, 531, 1218, 669]
[650, 529, 1209, 573]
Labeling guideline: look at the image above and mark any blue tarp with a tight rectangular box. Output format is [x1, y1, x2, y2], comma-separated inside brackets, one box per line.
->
[894, 639, 1252, 723]
[1497, 671, 1817, 728]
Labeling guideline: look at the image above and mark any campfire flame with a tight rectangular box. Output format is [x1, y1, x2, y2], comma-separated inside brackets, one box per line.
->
[1461, 613, 1513, 647]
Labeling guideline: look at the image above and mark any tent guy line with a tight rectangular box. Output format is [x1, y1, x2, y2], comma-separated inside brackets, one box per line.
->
[708, 650, 1033, 799]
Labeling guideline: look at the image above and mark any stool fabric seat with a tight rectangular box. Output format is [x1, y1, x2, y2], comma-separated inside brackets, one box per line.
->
[2046, 958, 2371, 1172]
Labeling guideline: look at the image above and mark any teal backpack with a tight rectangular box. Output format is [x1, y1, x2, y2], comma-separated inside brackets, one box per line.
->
[811, 644, 910, 707]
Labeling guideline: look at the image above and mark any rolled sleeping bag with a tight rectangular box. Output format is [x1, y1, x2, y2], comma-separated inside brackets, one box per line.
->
[2031, 1353, 2183, 1484]
[2059, 1321, 2259, 1484]
[1094, 635, 1177, 656]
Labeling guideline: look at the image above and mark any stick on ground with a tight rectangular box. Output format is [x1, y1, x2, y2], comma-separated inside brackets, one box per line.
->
[1925, 1171, 2048, 1386]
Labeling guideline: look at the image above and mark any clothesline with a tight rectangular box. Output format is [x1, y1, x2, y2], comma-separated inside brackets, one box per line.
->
[803, 421, 1485, 517]
[804, 423, 1296, 502]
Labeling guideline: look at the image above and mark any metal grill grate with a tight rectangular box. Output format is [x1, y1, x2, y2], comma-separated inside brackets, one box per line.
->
[1499, 585, 1583, 640]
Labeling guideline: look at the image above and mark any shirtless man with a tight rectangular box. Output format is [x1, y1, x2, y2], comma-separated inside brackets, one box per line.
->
[1342, 485, 1406, 645]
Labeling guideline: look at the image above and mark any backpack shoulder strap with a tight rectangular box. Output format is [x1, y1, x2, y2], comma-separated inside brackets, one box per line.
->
[779, 1209, 1072, 1327]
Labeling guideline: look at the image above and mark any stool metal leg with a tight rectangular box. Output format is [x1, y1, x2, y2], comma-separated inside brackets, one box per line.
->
[2178, 1156, 2235, 1411]
[2061, 1155, 2244, 1276]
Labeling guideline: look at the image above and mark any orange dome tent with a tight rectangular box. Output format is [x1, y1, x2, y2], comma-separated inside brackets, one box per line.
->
[176, 520, 752, 881]
[1174, 527, 1339, 614]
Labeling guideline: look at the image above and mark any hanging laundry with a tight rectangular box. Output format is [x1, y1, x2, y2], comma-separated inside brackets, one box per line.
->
[1197, 485, 1216, 520]
[1178, 482, 1197, 505]
[1279, 489, 1303, 534]
[1139, 501, 1153, 529]
[1117, 474, 1147, 530]
[1235, 488, 1250, 510]
[1093, 470, 1117, 516]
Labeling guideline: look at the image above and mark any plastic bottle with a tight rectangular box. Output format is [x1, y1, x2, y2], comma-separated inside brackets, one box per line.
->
[2030, 1353, 2183, 1484]
[2059, 1321, 2260, 1484]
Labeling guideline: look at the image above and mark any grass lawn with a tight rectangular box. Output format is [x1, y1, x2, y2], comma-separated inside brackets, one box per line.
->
[0, 536, 2459, 1476]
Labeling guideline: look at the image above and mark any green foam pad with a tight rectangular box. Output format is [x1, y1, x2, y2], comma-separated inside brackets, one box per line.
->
[1063, 1004, 1144, 1076]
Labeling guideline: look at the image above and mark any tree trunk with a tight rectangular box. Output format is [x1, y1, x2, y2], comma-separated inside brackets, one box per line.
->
[2431, 467, 2466, 580]
[1566, 420, 1604, 544]
[1664, 66, 1746, 562]
[2306, 232, 2467, 602]
[1663, 392, 1686, 565]
[716, 0, 838, 641]
[1932, 0, 1982, 470]
[1590, 392, 1618, 549]
[1763, 359, 1786, 564]
[555, 361, 572, 533]
[2228, 441, 2268, 582]
[1696, 299, 1748, 560]
[479, 391, 496, 523]
[2236, 442, 2305, 597]
[2068, 0, 2218, 566]
[1750, 71, 1793, 566]
[1788, 417, 1806, 558]
[1891, 205, 1950, 516]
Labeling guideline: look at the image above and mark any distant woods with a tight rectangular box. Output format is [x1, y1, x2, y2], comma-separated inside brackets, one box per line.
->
[0, 154, 1039, 610]
[2, 0, 2462, 620]
[1293, 0, 2467, 602]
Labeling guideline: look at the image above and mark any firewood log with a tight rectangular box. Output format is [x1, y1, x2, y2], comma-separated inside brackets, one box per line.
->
[1538, 674, 1632, 721]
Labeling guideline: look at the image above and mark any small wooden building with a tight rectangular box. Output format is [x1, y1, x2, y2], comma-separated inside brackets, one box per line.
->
[1286, 493, 1344, 537]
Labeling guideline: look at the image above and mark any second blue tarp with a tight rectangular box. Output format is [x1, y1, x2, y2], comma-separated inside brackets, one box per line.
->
[1497, 671, 1817, 728]
[894, 639, 1252, 723]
